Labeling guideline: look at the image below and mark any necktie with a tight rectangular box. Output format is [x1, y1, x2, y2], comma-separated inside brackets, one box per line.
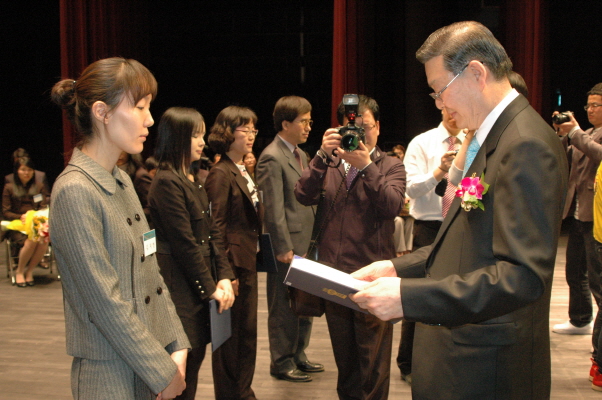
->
[463, 136, 481, 178]
[441, 136, 457, 218]
[293, 147, 304, 171]
[346, 165, 358, 189]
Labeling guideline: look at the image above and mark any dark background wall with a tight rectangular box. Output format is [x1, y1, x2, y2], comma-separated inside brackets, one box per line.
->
[2, 0, 601, 190]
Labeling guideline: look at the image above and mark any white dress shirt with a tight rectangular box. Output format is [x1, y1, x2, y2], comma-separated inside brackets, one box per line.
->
[405, 123, 466, 221]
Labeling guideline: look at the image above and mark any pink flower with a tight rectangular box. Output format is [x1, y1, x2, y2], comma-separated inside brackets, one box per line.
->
[455, 173, 489, 211]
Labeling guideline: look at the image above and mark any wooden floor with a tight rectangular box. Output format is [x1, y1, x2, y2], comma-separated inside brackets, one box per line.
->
[0, 234, 600, 399]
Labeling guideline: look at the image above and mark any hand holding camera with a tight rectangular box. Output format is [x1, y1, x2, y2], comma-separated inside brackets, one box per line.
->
[552, 111, 579, 137]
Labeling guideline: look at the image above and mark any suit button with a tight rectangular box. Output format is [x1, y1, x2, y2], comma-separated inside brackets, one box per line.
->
[157, 287, 163, 295]
[135, 214, 141, 221]
[127, 218, 132, 225]
[195, 280, 200, 284]
[145, 296, 150, 304]
[141, 255, 145, 262]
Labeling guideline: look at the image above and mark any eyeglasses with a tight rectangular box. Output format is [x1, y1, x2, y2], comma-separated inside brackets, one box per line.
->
[296, 119, 313, 127]
[584, 103, 602, 111]
[235, 129, 258, 138]
[429, 64, 469, 102]
[361, 123, 376, 131]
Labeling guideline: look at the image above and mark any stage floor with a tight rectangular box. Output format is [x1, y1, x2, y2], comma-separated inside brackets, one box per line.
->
[0, 234, 598, 399]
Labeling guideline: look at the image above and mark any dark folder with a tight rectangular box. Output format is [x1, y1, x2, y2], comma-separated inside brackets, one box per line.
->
[209, 299, 231, 352]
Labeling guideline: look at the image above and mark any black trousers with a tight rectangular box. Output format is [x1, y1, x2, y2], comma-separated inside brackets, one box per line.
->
[212, 267, 258, 400]
[397, 219, 441, 375]
[565, 218, 600, 327]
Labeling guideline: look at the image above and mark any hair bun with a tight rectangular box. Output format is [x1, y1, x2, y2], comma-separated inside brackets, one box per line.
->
[51, 79, 76, 108]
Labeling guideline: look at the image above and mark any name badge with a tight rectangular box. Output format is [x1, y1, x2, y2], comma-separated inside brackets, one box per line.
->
[33, 194, 43, 203]
[143, 230, 157, 257]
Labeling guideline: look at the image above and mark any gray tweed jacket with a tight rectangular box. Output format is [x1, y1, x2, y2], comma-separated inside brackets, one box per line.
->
[50, 148, 190, 396]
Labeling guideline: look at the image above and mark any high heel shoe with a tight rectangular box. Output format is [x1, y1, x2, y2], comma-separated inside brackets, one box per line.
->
[26, 281, 35, 287]
[16, 282, 27, 288]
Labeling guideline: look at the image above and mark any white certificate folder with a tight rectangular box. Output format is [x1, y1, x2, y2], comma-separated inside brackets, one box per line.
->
[284, 256, 368, 313]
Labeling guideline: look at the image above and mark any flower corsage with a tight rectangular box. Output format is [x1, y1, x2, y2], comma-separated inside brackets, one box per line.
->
[455, 173, 489, 211]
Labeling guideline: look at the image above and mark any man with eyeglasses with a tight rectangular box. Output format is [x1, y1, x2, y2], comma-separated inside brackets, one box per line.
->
[256, 96, 323, 383]
[553, 83, 602, 389]
[295, 95, 406, 399]
[349, 21, 567, 399]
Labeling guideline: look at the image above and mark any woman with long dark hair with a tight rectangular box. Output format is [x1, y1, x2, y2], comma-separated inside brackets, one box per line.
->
[50, 57, 189, 399]
[2, 156, 50, 286]
[206, 106, 261, 400]
[148, 107, 235, 400]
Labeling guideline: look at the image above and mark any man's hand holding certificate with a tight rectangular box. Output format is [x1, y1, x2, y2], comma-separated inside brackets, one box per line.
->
[350, 261, 405, 321]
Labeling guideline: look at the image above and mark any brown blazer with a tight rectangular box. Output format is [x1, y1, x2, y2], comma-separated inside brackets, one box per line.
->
[2, 181, 50, 220]
[562, 127, 602, 221]
[205, 155, 261, 272]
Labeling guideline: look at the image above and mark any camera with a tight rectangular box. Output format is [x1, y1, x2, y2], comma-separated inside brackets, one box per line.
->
[552, 112, 571, 125]
[338, 94, 365, 151]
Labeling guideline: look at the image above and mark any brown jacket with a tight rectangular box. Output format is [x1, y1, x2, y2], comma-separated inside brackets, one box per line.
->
[562, 127, 602, 221]
[295, 146, 406, 273]
[205, 155, 261, 272]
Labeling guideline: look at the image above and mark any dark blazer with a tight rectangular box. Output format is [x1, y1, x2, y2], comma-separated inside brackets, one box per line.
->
[295, 146, 406, 271]
[148, 169, 234, 348]
[205, 155, 261, 271]
[392, 95, 568, 399]
[2, 181, 50, 220]
[561, 127, 602, 221]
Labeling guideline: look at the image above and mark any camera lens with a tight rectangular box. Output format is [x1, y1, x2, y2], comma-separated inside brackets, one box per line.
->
[341, 132, 360, 151]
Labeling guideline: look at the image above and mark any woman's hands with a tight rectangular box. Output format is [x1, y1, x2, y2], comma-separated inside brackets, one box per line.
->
[210, 279, 235, 313]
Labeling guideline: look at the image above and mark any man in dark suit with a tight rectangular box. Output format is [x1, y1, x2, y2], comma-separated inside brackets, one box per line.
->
[256, 96, 322, 382]
[351, 21, 568, 399]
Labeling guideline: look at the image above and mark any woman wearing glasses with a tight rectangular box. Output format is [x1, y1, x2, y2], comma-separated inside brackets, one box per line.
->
[205, 106, 261, 400]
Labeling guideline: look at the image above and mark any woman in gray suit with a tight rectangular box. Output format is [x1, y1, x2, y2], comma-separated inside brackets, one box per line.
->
[148, 107, 235, 400]
[50, 57, 190, 400]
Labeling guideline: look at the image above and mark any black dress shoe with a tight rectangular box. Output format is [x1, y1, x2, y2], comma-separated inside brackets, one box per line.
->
[15, 282, 27, 288]
[26, 280, 35, 287]
[297, 361, 325, 373]
[270, 369, 312, 382]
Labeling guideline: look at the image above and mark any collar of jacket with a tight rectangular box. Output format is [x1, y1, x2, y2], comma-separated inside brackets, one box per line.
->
[68, 147, 127, 195]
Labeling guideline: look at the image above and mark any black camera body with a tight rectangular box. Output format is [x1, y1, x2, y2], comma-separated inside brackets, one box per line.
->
[552, 112, 571, 125]
[339, 94, 365, 152]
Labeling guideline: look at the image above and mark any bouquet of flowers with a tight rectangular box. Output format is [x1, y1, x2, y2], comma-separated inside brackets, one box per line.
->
[455, 173, 489, 211]
[31, 210, 49, 243]
[6, 208, 49, 242]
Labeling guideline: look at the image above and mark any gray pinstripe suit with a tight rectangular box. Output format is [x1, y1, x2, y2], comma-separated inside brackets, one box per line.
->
[50, 148, 190, 399]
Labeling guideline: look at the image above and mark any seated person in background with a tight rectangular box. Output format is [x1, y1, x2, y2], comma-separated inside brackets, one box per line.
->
[4, 148, 50, 197]
[2, 157, 50, 287]
[392, 144, 406, 161]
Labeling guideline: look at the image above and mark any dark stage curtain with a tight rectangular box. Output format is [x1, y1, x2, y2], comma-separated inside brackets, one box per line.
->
[58, 0, 148, 163]
[502, 0, 547, 115]
[332, 0, 359, 126]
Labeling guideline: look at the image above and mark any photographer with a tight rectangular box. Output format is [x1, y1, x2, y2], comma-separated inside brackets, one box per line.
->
[294, 95, 406, 400]
[554, 83, 602, 389]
